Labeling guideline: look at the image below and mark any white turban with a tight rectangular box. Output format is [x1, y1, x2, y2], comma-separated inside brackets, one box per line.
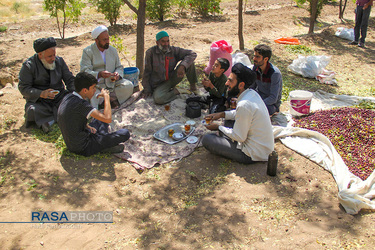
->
[92, 25, 108, 39]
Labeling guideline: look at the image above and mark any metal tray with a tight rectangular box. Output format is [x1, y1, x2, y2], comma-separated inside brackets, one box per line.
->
[153, 122, 195, 145]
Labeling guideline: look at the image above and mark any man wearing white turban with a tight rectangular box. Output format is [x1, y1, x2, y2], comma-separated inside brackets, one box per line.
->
[80, 25, 133, 108]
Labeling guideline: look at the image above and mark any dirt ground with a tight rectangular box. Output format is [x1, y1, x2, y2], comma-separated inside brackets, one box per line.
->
[1, 0, 375, 249]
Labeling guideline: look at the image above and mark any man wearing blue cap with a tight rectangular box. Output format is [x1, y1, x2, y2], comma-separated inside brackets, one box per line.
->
[142, 31, 198, 104]
[18, 37, 75, 133]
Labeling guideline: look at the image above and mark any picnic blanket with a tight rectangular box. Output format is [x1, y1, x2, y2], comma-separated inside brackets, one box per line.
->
[110, 91, 209, 170]
[274, 90, 375, 214]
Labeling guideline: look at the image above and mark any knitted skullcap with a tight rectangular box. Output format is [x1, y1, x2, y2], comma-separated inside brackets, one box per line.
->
[92, 25, 108, 39]
[156, 31, 169, 41]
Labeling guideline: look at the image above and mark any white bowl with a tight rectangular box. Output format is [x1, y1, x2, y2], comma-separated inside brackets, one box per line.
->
[172, 132, 184, 140]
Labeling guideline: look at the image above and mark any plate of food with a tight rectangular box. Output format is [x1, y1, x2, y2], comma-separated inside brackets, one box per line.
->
[186, 136, 198, 144]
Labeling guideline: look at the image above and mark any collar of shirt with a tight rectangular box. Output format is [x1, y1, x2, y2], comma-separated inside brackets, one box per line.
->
[99, 49, 107, 64]
[73, 91, 83, 99]
[238, 88, 251, 102]
[255, 62, 271, 75]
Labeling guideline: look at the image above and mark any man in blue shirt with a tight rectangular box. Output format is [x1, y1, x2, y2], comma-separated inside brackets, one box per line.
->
[252, 44, 282, 116]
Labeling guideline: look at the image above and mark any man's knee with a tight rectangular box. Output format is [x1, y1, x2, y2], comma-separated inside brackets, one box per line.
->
[202, 134, 215, 149]
[153, 91, 166, 105]
[25, 105, 36, 120]
[118, 129, 130, 142]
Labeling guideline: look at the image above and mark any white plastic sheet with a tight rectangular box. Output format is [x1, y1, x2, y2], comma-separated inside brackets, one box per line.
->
[335, 27, 355, 41]
[232, 52, 253, 69]
[275, 91, 375, 214]
[288, 55, 331, 78]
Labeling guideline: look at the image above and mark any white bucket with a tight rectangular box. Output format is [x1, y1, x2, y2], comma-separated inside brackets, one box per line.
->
[289, 90, 313, 116]
[123, 67, 139, 87]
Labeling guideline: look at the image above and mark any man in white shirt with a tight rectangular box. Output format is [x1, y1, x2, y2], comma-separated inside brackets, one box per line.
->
[80, 25, 134, 108]
[202, 63, 274, 163]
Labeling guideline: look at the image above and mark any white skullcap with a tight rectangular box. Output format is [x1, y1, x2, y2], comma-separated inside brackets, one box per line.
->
[92, 25, 108, 39]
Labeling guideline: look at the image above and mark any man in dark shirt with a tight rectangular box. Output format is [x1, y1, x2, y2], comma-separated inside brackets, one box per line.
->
[18, 37, 75, 133]
[57, 72, 130, 156]
[142, 31, 198, 104]
[252, 44, 283, 116]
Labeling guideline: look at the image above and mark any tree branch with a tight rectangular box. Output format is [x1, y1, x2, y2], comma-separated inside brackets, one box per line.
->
[123, 0, 138, 15]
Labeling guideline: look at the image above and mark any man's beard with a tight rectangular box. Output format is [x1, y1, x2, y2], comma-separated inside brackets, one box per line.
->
[100, 43, 109, 50]
[227, 83, 240, 97]
[158, 44, 170, 53]
[41, 58, 56, 70]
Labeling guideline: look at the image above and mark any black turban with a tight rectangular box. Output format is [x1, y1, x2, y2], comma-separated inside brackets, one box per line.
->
[33, 37, 57, 53]
[231, 63, 256, 88]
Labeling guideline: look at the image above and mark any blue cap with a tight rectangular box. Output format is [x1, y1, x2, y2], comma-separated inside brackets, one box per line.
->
[156, 31, 169, 41]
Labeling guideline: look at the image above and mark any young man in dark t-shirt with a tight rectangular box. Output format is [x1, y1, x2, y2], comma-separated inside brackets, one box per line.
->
[57, 72, 130, 156]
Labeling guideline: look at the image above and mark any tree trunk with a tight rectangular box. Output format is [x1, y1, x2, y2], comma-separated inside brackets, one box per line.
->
[238, 0, 244, 50]
[136, 0, 146, 78]
[308, 0, 318, 34]
[339, 0, 348, 20]
[123, 0, 146, 78]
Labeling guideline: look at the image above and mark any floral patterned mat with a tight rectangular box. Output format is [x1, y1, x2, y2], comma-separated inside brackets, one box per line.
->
[111, 91, 210, 170]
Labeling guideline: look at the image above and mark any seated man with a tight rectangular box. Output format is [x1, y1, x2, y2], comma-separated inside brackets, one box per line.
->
[202, 63, 274, 164]
[80, 25, 133, 109]
[252, 44, 282, 116]
[57, 72, 130, 156]
[18, 37, 75, 133]
[142, 31, 198, 104]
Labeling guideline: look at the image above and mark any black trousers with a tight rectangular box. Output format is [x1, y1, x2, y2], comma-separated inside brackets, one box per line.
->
[80, 119, 130, 156]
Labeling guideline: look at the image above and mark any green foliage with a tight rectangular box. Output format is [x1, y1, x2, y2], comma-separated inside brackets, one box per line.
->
[90, 0, 124, 26]
[110, 35, 130, 66]
[43, 0, 85, 39]
[11, 2, 21, 13]
[294, 0, 330, 17]
[188, 0, 222, 17]
[146, 0, 172, 21]
[11, 1, 30, 14]
[356, 100, 375, 110]
[0, 118, 17, 132]
[174, 0, 189, 15]
[0, 26, 7, 32]
[285, 45, 315, 55]
[27, 179, 37, 191]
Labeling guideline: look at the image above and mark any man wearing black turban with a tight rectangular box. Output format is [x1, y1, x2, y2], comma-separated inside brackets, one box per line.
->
[18, 37, 75, 133]
[201, 63, 275, 164]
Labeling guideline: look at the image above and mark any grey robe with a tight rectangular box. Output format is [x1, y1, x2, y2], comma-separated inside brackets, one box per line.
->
[80, 43, 133, 108]
[18, 54, 75, 127]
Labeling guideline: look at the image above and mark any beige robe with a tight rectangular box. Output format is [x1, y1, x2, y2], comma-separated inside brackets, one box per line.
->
[80, 43, 133, 108]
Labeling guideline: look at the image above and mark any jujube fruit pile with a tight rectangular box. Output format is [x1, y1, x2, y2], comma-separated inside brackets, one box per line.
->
[293, 107, 375, 180]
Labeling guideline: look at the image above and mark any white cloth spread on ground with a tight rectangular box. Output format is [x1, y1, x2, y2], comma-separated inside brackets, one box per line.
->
[274, 90, 375, 214]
